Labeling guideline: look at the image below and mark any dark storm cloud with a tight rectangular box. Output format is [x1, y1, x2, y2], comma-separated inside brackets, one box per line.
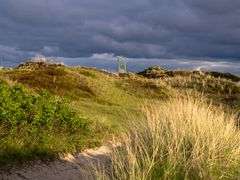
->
[0, 0, 239, 72]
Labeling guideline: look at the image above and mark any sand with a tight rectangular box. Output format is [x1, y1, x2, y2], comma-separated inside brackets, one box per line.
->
[0, 145, 117, 180]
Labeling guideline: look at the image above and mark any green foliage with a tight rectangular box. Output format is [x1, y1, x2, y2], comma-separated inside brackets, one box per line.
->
[0, 80, 98, 167]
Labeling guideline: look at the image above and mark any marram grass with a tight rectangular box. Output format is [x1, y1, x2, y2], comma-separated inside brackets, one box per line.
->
[100, 96, 240, 179]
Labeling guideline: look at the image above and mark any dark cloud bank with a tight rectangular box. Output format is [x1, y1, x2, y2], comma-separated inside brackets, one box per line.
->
[0, 0, 239, 75]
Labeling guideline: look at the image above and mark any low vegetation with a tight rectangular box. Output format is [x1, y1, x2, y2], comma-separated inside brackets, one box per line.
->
[0, 79, 99, 167]
[138, 66, 240, 82]
[103, 96, 240, 179]
[0, 60, 240, 179]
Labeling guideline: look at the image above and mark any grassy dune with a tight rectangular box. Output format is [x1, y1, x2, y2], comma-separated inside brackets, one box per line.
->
[0, 61, 170, 167]
[0, 60, 240, 178]
[2, 62, 170, 130]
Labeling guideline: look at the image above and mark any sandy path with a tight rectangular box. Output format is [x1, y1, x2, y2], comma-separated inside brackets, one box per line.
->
[0, 145, 116, 180]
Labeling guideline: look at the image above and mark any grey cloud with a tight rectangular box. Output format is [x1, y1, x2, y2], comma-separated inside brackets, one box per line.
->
[0, 0, 239, 74]
[0, 45, 35, 66]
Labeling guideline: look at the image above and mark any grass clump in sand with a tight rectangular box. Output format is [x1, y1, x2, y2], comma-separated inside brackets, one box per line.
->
[104, 96, 240, 179]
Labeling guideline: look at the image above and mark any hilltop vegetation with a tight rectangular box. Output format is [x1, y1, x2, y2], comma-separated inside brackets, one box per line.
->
[0, 60, 240, 178]
[139, 66, 240, 112]
[138, 65, 240, 82]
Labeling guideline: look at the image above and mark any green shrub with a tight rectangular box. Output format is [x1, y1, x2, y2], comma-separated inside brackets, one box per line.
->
[0, 80, 98, 167]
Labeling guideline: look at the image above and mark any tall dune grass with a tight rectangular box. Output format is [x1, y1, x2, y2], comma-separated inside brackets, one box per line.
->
[103, 96, 240, 179]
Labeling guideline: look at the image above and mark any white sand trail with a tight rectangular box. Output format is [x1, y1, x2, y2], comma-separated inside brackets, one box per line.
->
[0, 145, 117, 180]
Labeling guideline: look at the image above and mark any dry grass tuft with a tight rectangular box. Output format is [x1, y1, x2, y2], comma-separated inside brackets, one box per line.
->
[102, 96, 240, 179]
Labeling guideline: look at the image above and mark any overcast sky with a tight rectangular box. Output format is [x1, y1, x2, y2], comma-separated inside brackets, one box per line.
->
[0, 0, 240, 74]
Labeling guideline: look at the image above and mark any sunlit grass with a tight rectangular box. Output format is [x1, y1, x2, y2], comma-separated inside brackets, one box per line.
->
[103, 96, 240, 179]
[0, 61, 240, 173]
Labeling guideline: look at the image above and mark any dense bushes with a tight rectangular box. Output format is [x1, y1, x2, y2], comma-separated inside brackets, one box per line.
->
[0, 80, 97, 167]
